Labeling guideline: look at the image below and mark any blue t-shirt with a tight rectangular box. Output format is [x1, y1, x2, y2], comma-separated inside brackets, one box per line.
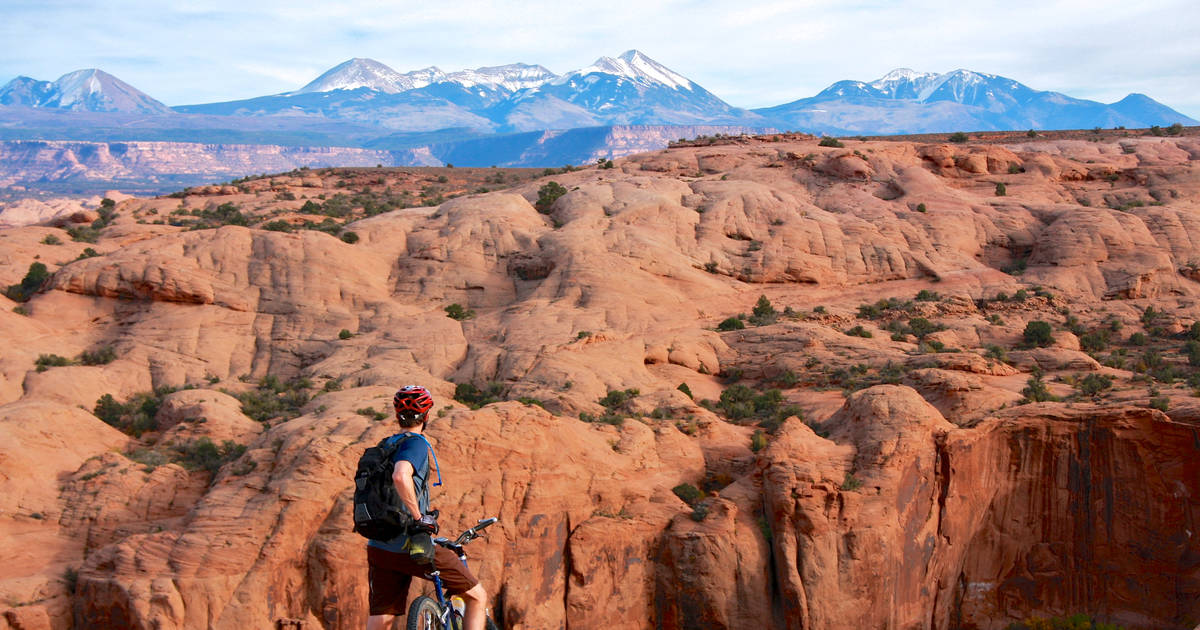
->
[367, 432, 432, 552]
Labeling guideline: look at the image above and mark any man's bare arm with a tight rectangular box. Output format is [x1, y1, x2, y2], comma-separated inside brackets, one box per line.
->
[392, 460, 422, 519]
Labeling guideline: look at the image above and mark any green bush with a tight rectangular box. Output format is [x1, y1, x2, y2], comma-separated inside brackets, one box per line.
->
[845, 325, 873, 338]
[231, 377, 310, 423]
[35, 354, 75, 372]
[672, 483, 703, 506]
[841, 473, 863, 491]
[41, 234, 62, 245]
[818, 137, 844, 148]
[995, 182, 1007, 196]
[1026, 129, 1038, 138]
[79, 345, 116, 366]
[444, 303, 475, 321]
[907, 317, 943, 340]
[914, 289, 940, 302]
[948, 131, 969, 143]
[66, 225, 101, 243]
[1128, 332, 1148, 346]
[1076, 373, 1113, 397]
[750, 430, 768, 452]
[748, 295, 777, 326]
[915, 203, 927, 213]
[1023, 321, 1054, 347]
[338, 328, 353, 340]
[93, 387, 180, 436]
[717, 316, 745, 331]
[173, 438, 247, 475]
[454, 382, 505, 409]
[355, 407, 389, 421]
[5, 262, 51, 302]
[598, 388, 639, 409]
[340, 231, 360, 244]
[677, 382, 693, 399]
[535, 181, 567, 213]
[1021, 374, 1058, 403]
[195, 202, 250, 228]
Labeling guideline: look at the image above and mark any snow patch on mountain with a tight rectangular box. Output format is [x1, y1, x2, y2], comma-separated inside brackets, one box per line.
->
[569, 50, 694, 91]
[447, 64, 557, 92]
[295, 58, 447, 94]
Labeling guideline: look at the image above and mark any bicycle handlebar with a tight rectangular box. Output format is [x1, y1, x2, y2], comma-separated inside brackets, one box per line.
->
[435, 517, 499, 549]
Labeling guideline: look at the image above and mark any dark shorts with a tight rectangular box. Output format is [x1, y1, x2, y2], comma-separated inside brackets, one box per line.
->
[367, 545, 480, 616]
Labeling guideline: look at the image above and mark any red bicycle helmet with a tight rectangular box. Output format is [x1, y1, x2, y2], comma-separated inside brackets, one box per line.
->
[394, 385, 434, 417]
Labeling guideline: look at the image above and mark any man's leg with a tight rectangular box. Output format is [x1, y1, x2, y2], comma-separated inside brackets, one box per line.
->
[366, 614, 394, 630]
[459, 582, 488, 630]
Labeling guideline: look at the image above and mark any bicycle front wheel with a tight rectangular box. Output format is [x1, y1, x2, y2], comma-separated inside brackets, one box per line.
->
[406, 595, 445, 630]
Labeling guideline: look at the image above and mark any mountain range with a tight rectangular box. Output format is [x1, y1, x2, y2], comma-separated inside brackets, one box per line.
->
[0, 50, 1194, 190]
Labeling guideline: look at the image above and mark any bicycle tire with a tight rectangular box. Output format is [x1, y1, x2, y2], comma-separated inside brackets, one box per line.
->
[406, 595, 444, 630]
[447, 610, 499, 630]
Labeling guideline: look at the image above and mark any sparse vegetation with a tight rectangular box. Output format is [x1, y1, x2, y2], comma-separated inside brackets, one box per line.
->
[535, 181, 567, 213]
[995, 182, 1007, 196]
[841, 473, 864, 491]
[229, 376, 311, 423]
[818, 137, 844, 148]
[948, 131, 969, 143]
[94, 386, 181, 436]
[453, 382, 505, 409]
[444, 303, 476, 320]
[5, 262, 51, 302]
[1023, 321, 1055, 347]
[702, 384, 802, 433]
[717, 316, 746, 331]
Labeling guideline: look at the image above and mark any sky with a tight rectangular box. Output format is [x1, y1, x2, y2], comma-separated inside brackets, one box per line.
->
[3, 0, 1199, 118]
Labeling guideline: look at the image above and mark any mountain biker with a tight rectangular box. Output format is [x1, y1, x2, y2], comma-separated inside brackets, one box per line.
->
[365, 385, 489, 630]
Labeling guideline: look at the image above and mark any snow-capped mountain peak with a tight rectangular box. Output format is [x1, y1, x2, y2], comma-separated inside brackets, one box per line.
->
[0, 68, 172, 114]
[296, 58, 417, 94]
[446, 63, 557, 92]
[573, 50, 694, 91]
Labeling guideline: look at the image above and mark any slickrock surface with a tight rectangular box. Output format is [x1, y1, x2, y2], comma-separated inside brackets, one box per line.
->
[1, 131, 1199, 629]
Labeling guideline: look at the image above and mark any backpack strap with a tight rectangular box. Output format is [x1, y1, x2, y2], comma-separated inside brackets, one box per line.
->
[391, 432, 443, 488]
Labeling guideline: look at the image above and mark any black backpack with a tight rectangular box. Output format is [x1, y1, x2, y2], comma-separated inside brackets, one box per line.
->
[352, 435, 415, 540]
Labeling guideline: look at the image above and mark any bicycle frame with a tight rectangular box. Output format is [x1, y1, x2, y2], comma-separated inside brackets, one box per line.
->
[419, 517, 497, 630]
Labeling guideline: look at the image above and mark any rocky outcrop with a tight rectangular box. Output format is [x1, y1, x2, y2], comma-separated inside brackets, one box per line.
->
[2, 134, 1200, 629]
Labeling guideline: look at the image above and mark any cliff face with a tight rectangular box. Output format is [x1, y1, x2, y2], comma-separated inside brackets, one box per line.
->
[0, 140, 440, 189]
[1, 132, 1199, 630]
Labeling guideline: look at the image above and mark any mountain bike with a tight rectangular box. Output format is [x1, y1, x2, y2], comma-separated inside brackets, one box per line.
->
[405, 517, 500, 630]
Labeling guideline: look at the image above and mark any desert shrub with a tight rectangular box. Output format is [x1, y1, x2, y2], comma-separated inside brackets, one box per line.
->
[818, 137, 844, 148]
[1026, 129, 1038, 138]
[672, 483, 703, 506]
[5, 262, 51, 302]
[845, 325, 873, 338]
[444, 303, 475, 320]
[231, 376, 310, 423]
[35, 354, 75, 371]
[195, 202, 250, 227]
[750, 430, 768, 452]
[1079, 330, 1110, 352]
[677, 382, 693, 399]
[1149, 396, 1170, 411]
[995, 182, 1007, 196]
[857, 297, 911, 319]
[907, 317, 944, 340]
[79, 345, 117, 366]
[340, 231, 359, 244]
[453, 382, 505, 409]
[173, 438, 247, 475]
[356, 407, 389, 421]
[915, 203, 927, 213]
[1167, 123, 1183, 136]
[984, 344, 1008, 362]
[717, 316, 745, 331]
[41, 234, 62, 245]
[915, 289, 940, 302]
[1127, 332, 1148, 346]
[707, 385, 801, 432]
[1076, 373, 1113, 397]
[748, 295, 777, 326]
[598, 388, 639, 410]
[338, 329, 353, 340]
[948, 131, 969, 143]
[93, 386, 180, 436]
[535, 181, 567, 213]
[262, 220, 294, 232]
[841, 473, 864, 491]
[1023, 321, 1054, 347]
[1021, 373, 1058, 403]
[66, 225, 101, 243]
